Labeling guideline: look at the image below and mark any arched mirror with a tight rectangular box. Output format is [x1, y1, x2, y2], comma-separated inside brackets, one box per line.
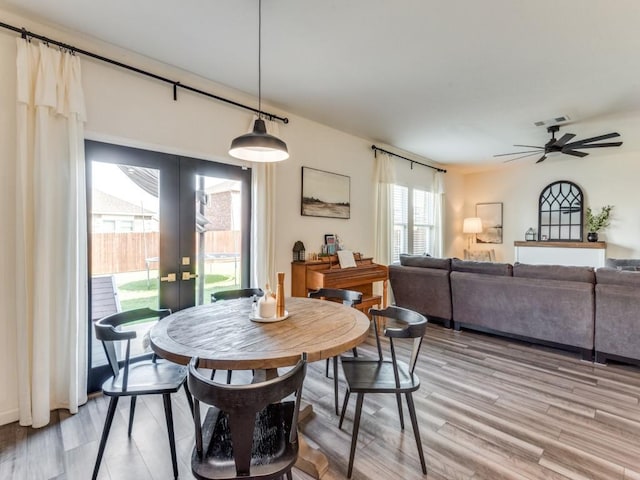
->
[538, 180, 583, 241]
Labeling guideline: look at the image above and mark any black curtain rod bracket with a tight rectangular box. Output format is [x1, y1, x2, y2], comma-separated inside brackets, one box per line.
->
[0, 21, 289, 124]
[371, 145, 446, 173]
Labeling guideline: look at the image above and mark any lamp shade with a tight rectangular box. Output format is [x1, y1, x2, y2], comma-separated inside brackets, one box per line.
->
[229, 118, 289, 162]
[463, 217, 483, 234]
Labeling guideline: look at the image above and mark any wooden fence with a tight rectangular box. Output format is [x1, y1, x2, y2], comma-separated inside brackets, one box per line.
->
[91, 231, 240, 274]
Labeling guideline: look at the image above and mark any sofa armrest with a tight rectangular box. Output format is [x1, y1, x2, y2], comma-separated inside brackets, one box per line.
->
[389, 265, 452, 320]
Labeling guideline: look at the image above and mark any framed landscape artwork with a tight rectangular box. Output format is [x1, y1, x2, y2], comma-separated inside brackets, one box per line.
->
[476, 202, 503, 244]
[301, 167, 350, 219]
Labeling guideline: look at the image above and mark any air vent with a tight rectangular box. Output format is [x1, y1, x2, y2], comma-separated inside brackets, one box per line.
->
[534, 115, 571, 127]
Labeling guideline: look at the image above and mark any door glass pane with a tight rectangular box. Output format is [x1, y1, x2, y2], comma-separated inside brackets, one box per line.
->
[195, 175, 243, 305]
[90, 161, 160, 365]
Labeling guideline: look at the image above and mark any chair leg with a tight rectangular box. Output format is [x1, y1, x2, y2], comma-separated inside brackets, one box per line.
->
[286, 470, 293, 480]
[210, 369, 216, 380]
[352, 347, 358, 357]
[339, 389, 351, 429]
[92, 396, 119, 480]
[347, 393, 364, 478]
[226, 370, 233, 384]
[406, 392, 427, 474]
[128, 396, 137, 437]
[395, 393, 405, 430]
[325, 358, 330, 378]
[162, 393, 179, 479]
[333, 356, 339, 415]
[183, 381, 194, 417]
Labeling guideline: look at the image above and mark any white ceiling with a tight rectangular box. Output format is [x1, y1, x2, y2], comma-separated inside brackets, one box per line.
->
[4, 0, 640, 166]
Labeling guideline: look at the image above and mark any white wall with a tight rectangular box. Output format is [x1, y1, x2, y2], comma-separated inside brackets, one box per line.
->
[0, 14, 18, 426]
[460, 150, 640, 263]
[0, 9, 450, 424]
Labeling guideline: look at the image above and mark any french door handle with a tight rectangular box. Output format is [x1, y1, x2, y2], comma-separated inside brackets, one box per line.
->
[182, 272, 198, 281]
[160, 273, 177, 282]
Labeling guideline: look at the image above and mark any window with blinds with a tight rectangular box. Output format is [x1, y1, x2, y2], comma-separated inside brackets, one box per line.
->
[392, 185, 434, 263]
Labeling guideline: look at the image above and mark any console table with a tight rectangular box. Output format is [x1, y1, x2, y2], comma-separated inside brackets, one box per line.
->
[514, 241, 606, 268]
[291, 256, 388, 316]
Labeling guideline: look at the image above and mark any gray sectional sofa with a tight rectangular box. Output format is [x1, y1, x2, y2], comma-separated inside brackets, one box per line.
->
[388, 256, 453, 328]
[595, 267, 640, 364]
[390, 254, 640, 365]
[451, 260, 595, 360]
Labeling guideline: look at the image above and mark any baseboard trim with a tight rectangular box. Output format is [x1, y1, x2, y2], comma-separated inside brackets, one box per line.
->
[0, 408, 19, 426]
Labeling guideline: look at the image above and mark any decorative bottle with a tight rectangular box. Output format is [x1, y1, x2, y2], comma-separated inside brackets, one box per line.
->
[276, 272, 285, 318]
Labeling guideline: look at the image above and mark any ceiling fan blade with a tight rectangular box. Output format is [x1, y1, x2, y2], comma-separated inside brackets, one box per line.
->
[494, 149, 544, 157]
[553, 133, 576, 147]
[562, 150, 589, 158]
[535, 154, 547, 164]
[566, 132, 620, 146]
[513, 144, 544, 149]
[563, 142, 622, 149]
[502, 152, 542, 163]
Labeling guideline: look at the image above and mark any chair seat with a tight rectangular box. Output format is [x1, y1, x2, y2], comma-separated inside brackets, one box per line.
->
[192, 402, 298, 480]
[340, 357, 420, 393]
[102, 360, 187, 396]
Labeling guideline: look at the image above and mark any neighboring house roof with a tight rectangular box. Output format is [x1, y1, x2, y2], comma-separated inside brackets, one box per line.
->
[92, 190, 156, 216]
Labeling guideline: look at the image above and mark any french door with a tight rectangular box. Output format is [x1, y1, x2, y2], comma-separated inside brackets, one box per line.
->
[86, 140, 251, 392]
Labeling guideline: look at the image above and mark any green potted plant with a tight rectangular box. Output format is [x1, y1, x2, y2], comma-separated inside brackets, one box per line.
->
[585, 205, 613, 242]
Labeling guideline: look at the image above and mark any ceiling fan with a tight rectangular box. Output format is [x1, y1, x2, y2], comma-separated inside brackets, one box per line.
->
[495, 125, 623, 163]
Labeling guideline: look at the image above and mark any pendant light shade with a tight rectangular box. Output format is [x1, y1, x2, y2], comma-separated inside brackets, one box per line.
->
[229, 118, 289, 162]
[229, 0, 289, 162]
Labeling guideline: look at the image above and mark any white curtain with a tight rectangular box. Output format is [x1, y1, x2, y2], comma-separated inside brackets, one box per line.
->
[250, 117, 278, 289]
[430, 171, 445, 257]
[373, 151, 396, 265]
[15, 38, 88, 427]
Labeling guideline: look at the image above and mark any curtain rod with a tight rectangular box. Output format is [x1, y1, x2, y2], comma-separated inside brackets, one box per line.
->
[0, 20, 289, 124]
[371, 145, 446, 173]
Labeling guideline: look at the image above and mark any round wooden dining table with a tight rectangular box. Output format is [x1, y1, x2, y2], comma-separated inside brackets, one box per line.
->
[149, 296, 371, 479]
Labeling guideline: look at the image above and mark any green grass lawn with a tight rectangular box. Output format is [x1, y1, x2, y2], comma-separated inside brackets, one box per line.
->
[117, 271, 238, 311]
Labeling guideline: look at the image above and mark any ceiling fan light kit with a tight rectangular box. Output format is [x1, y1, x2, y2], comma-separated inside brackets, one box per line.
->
[496, 124, 622, 164]
[228, 0, 289, 163]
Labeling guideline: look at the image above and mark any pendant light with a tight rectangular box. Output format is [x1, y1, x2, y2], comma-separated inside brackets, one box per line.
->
[229, 0, 289, 162]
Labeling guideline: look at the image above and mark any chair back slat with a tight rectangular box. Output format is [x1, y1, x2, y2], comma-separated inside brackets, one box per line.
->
[95, 308, 172, 380]
[211, 288, 264, 302]
[409, 337, 424, 375]
[308, 288, 363, 306]
[188, 354, 307, 478]
[370, 306, 428, 379]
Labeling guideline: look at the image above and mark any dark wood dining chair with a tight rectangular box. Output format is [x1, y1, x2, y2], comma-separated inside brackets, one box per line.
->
[209, 288, 264, 383]
[338, 305, 428, 478]
[307, 288, 363, 414]
[92, 307, 192, 480]
[187, 353, 307, 480]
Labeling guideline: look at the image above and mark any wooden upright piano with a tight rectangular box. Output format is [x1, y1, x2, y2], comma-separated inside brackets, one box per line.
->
[291, 256, 388, 316]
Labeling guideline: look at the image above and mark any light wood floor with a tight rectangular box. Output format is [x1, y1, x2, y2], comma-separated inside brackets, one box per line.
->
[3, 323, 640, 480]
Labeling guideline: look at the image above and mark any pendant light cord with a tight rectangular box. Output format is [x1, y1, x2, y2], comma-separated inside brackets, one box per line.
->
[258, 0, 262, 118]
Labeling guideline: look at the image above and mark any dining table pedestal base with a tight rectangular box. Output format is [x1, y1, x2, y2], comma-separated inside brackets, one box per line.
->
[296, 435, 329, 479]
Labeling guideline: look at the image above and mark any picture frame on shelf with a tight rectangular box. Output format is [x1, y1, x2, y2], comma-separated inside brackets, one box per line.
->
[301, 167, 350, 219]
[324, 234, 336, 254]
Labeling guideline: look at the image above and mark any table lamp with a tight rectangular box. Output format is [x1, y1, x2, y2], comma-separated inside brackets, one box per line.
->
[463, 217, 483, 249]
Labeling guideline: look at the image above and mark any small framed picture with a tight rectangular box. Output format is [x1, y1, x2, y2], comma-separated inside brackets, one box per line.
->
[324, 234, 336, 254]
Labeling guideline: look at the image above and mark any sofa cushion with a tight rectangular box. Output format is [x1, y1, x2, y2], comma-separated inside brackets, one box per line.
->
[596, 267, 640, 287]
[605, 258, 640, 269]
[451, 258, 512, 276]
[399, 254, 451, 271]
[513, 263, 595, 283]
